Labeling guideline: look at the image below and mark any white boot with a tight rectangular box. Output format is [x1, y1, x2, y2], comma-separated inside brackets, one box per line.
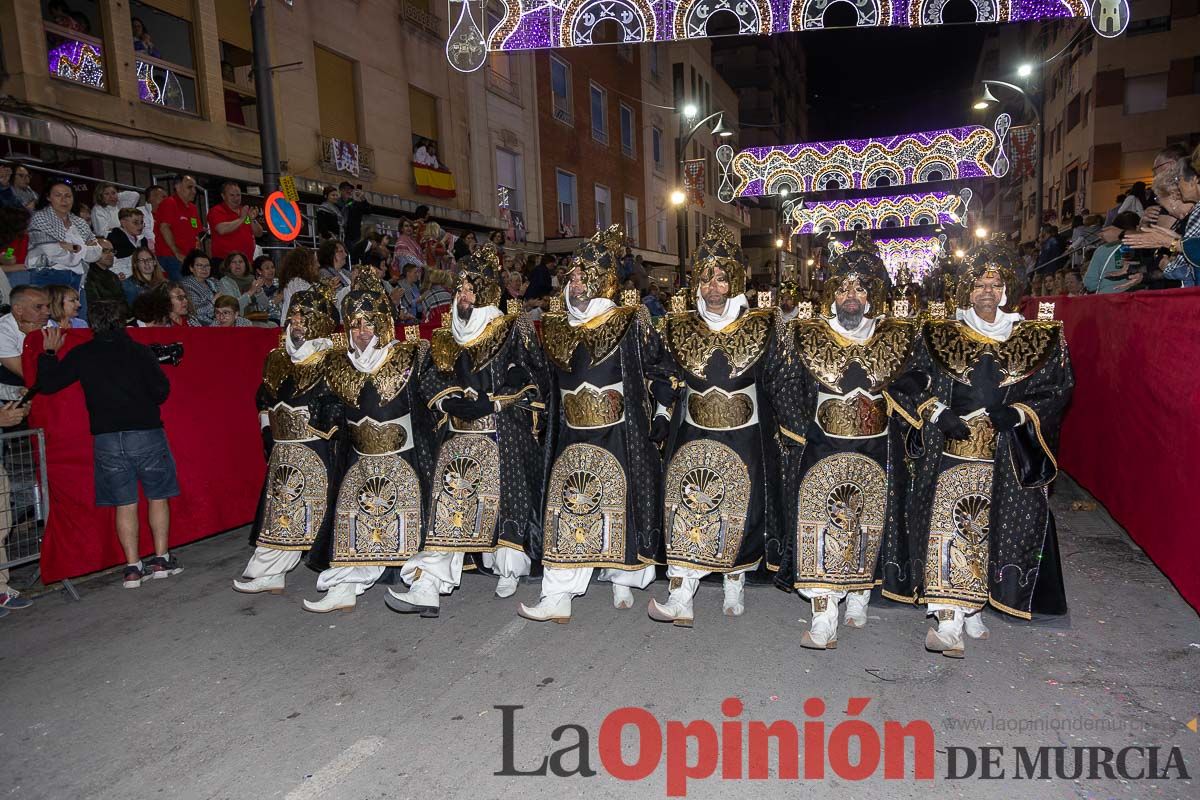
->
[518, 593, 571, 623]
[302, 583, 357, 613]
[925, 608, 966, 658]
[612, 584, 635, 610]
[844, 589, 870, 629]
[722, 573, 745, 617]
[964, 609, 990, 640]
[385, 576, 440, 618]
[232, 574, 285, 595]
[495, 575, 519, 598]
[801, 595, 839, 650]
[647, 577, 698, 627]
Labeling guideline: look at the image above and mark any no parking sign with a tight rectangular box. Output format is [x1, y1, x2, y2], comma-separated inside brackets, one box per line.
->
[264, 191, 302, 242]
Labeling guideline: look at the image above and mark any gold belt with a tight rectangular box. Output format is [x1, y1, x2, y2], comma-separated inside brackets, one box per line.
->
[270, 406, 313, 441]
[945, 416, 997, 460]
[350, 418, 408, 454]
[563, 387, 625, 428]
[687, 390, 754, 429]
[449, 414, 496, 433]
[816, 396, 887, 437]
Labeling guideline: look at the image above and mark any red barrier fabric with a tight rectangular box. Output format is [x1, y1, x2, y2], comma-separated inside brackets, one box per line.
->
[1022, 289, 1200, 612]
[25, 327, 280, 583]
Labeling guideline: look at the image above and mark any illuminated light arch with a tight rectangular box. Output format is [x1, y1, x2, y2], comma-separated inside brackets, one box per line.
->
[560, 0, 657, 47]
[812, 165, 853, 191]
[910, 0, 997, 25]
[879, 213, 905, 228]
[793, 0, 892, 30]
[873, 235, 945, 280]
[914, 156, 956, 183]
[674, 0, 773, 39]
[765, 173, 804, 195]
[790, 190, 970, 233]
[864, 164, 903, 188]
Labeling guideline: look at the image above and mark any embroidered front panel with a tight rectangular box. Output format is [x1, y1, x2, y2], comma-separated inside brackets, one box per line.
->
[664, 309, 772, 380]
[686, 388, 754, 429]
[350, 418, 408, 455]
[426, 434, 502, 549]
[795, 452, 887, 589]
[924, 461, 993, 607]
[430, 314, 515, 373]
[794, 318, 917, 393]
[543, 443, 628, 565]
[563, 386, 625, 428]
[541, 308, 637, 370]
[664, 440, 751, 569]
[258, 443, 328, 550]
[944, 415, 997, 460]
[331, 454, 422, 566]
[268, 404, 312, 442]
[816, 395, 888, 437]
[925, 319, 1060, 386]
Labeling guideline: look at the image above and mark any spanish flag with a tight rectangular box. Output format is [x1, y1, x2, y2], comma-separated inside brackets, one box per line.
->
[413, 163, 457, 199]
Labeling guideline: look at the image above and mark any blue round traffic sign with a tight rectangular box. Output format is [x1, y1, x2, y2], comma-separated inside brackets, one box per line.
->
[265, 190, 302, 242]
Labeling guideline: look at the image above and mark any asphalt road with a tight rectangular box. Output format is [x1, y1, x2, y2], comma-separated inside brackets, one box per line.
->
[1, 476, 1197, 800]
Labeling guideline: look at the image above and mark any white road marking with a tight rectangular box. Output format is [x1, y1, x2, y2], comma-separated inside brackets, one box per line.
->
[285, 736, 385, 800]
[475, 618, 528, 657]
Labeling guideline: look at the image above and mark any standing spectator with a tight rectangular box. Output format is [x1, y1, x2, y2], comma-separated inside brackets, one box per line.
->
[8, 165, 38, 211]
[207, 181, 262, 267]
[86, 239, 125, 309]
[525, 254, 554, 300]
[1083, 212, 1142, 293]
[315, 186, 343, 241]
[452, 230, 477, 261]
[393, 262, 426, 323]
[1125, 156, 1200, 286]
[139, 184, 166, 253]
[153, 175, 202, 281]
[317, 238, 350, 282]
[1033, 223, 1063, 277]
[0, 286, 49, 391]
[392, 218, 425, 271]
[131, 17, 159, 56]
[420, 267, 454, 328]
[106, 207, 149, 279]
[216, 251, 262, 313]
[642, 283, 666, 317]
[122, 246, 167, 305]
[0, 164, 19, 209]
[47, 284, 88, 329]
[212, 295, 251, 327]
[26, 180, 101, 293]
[277, 246, 319, 323]
[37, 306, 182, 589]
[90, 183, 140, 239]
[338, 182, 371, 247]
[179, 250, 218, 326]
[251, 254, 281, 323]
[1103, 194, 1125, 227]
[1117, 182, 1148, 217]
[0, 206, 30, 295]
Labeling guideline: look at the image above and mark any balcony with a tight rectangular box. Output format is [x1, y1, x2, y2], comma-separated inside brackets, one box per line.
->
[553, 101, 573, 126]
[486, 66, 519, 101]
[319, 135, 376, 180]
[136, 54, 199, 116]
[401, 1, 441, 37]
[223, 82, 258, 130]
[44, 23, 107, 92]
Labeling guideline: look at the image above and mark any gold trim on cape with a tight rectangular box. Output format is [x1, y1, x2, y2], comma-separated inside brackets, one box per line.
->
[541, 307, 638, 369]
[430, 313, 515, 373]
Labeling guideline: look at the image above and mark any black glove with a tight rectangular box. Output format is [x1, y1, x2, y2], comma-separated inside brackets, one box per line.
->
[889, 369, 929, 397]
[935, 412, 972, 441]
[261, 427, 274, 462]
[987, 404, 1021, 430]
[498, 364, 532, 397]
[649, 414, 670, 443]
[970, 358, 1002, 409]
[442, 394, 494, 421]
[650, 379, 678, 409]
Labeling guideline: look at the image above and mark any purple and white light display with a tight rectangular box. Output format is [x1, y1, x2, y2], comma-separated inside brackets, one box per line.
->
[790, 189, 972, 233]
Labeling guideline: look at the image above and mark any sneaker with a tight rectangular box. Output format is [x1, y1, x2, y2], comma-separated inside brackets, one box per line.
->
[123, 564, 147, 589]
[0, 590, 32, 610]
[145, 555, 184, 580]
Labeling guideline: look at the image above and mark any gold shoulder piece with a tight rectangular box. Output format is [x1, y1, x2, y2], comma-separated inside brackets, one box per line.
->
[549, 294, 564, 314]
[430, 327, 458, 373]
[262, 348, 291, 394]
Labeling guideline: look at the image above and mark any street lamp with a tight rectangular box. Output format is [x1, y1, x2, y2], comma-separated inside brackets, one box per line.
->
[975, 76, 1043, 241]
[775, 237, 784, 248]
[669, 189, 686, 206]
[954, 248, 965, 258]
[675, 107, 730, 284]
[975, 226, 988, 238]
[682, 103, 698, 119]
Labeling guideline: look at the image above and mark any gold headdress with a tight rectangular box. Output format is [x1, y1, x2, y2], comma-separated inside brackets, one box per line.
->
[286, 285, 337, 340]
[778, 279, 799, 302]
[458, 242, 503, 309]
[567, 224, 623, 301]
[341, 270, 395, 345]
[822, 229, 892, 318]
[954, 233, 1021, 312]
[690, 219, 747, 299]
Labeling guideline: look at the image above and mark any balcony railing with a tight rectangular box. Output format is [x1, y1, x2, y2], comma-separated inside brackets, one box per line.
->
[401, 1, 441, 36]
[44, 23, 107, 91]
[137, 54, 199, 116]
[320, 135, 376, 180]
[553, 101, 573, 126]
[486, 67, 519, 100]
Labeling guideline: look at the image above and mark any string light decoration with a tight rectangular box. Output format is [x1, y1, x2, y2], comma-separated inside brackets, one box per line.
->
[872, 236, 945, 280]
[792, 189, 972, 233]
[47, 39, 106, 90]
[451, 0, 1114, 72]
[716, 116, 1009, 201]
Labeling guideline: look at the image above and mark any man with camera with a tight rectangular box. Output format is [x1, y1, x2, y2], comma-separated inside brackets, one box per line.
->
[36, 300, 182, 588]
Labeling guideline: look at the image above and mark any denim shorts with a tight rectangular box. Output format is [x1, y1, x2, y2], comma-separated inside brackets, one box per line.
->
[93, 429, 180, 507]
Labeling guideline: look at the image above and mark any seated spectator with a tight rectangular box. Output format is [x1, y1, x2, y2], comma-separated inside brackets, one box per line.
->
[131, 289, 170, 327]
[0, 285, 49, 392]
[1064, 272, 1084, 296]
[452, 231, 477, 261]
[38, 302, 182, 589]
[317, 238, 350, 284]
[179, 250, 218, 326]
[1083, 212, 1142, 293]
[1125, 155, 1200, 287]
[86, 239, 125, 309]
[277, 246, 320, 323]
[393, 262, 425, 323]
[216, 251, 263, 314]
[122, 245, 167, 305]
[250, 254, 281, 323]
[0, 206, 31, 304]
[91, 183, 140, 239]
[642, 284, 667, 318]
[26, 180, 101, 292]
[106, 207, 149, 280]
[7, 165, 37, 212]
[213, 294, 251, 327]
[0, 164, 20, 210]
[421, 268, 454, 328]
[47, 284, 88, 329]
[160, 281, 199, 328]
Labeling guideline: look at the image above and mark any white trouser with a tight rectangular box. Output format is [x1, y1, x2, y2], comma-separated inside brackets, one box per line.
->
[401, 548, 531, 594]
[483, 548, 533, 579]
[799, 588, 871, 603]
[928, 602, 979, 615]
[665, 564, 753, 581]
[540, 565, 656, 599]
[316, 566, 384, 594]
[241, 547, 302, 579]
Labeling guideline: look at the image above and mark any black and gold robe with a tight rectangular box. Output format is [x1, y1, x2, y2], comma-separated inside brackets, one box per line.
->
[420, 312, 550, 558]
[541, 305, 673, 569]
[659, 307, 791, 574]
[890, 318, 1073, 619]
[770, 317, 920, 596]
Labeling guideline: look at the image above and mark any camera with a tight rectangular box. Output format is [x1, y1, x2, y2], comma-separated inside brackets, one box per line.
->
[149, 342, 184, 366]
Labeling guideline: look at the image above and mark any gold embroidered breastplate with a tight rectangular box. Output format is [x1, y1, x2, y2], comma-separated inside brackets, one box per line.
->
[263, 348, 327, 395]
[542, 307, 638, 370]
[326, 344, 419, 405]
[794, 318, 917, 393]
[924, 320, 1060, 386]
[430, 314, 515, 373]
[665, 309, 772, 380]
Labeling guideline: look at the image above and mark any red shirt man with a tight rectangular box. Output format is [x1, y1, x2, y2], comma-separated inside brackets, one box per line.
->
[207, 181, 261, 261]
[154, 175, 201, 260]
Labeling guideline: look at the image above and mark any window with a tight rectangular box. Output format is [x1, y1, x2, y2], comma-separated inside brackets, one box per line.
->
[1066, 94, 1080, 131]
[217, 0, 257, 129]
[1123, 73, 1168, 114]
[131, 0, 199, 114]
[551, 56, 572, 125]
[316, 46, 360, 143]
[556, 170, 578, 233]
[591, 84, 608, 144]
[656, 209, 668, 252]
[487, 11, 517, 96]
[650, 44, 661, 78]
[624, 196, 639, 246]
[409, 86, 440, 164]
[496, 148, 524, 221]
[44, 0, 107, 91]
[595, 184, 611, 230]
[620, 104, 635, 158]
[652, 127, 664, 171]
